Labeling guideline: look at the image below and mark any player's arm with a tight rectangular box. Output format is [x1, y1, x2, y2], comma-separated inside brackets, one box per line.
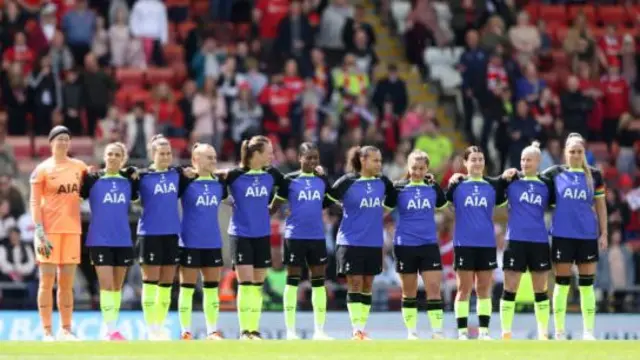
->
[487, 176, 508, 212]
[267, 167, 287, 211]
[29, 167, 53, 257]
[433, 183, 450, 211]
[270, 174, 291, 215]
[382, 175, 397, 212]
[326, 173, 354, 208]
[593, 168, 608, 250]
[79, 172, 100, 200]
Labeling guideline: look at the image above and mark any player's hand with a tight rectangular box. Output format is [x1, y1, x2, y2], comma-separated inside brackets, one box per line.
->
[448, 173, 465, 186]
[183, 166, 197, 179]
[35, 224, 53, 258]
[501, 168, 518, 180]
[124, 166, 139, 180]
[598, 233, 608, 251]
[314, 166, 325, 176]
[425, 173, 436, 184]
[87, 165, 98, 173]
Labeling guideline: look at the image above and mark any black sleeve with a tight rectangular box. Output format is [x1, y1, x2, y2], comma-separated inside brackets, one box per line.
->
[487, 176, 508, 206]
[433, 183, 448, 209]
[445, 180, 461, 203]
[591, 167, 605, 197]
[219, 178, 229, 200]
[225, 168, 245, 186]
[268, 167, 286, 202]
[129, 177, 140, 201]
[329, 173, 355, 202]
[320, 175, 334, 208]
[79, 172, 99, 200]
[541, 175, 555, 208]
[539, 165, 563, 180]
[381, 176, 397, 209]
[276, 174, 292, 200]
[119, 166, 138, 178]
[179, 176, 194, 197]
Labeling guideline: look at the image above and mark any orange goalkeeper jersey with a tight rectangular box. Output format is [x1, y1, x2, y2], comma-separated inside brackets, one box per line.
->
[30, 157, 87, 234]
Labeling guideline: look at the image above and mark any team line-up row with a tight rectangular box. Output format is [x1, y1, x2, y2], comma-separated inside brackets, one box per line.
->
[30, 126, 607, 341]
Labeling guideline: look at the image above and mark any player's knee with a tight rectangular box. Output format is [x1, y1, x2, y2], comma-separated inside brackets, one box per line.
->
[578, 275, 594, 287]
[555, 276, 571, 286]
[286, 276, 300, 286]
[425, 281, 441, 297]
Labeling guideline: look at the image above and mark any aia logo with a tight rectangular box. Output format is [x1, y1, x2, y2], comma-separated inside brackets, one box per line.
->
[57, 183, 79, 194]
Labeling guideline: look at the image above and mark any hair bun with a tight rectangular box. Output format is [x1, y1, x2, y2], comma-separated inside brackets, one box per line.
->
[531, 141, 540, 148]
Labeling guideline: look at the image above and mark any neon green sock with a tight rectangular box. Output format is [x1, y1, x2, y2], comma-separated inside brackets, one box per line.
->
[346, 293, 362, 331]
[283, 283, 298, 332]
[426, 299, 444, 332]
[553, 284, 570, 333]
[454, 299, 469, 335]
[156, 284, 173, 327]
[534, 292, 550, 335]
[142, 282, 158, 327]
[113, 290, 122, 323]
[178, 286, 195, 333]
[401, 297, 417, 332]
[100, 290, 115, 327]
[251, 283, 264, 332]
[237, 284, 252, 332]
[203, 285, 220, 334]
[500, 291, 516, 333]
[359, 293, 372, 329]
[579, 285, 596, 333]
[477, 297, 492, 334]
[311, 284, 327, 332]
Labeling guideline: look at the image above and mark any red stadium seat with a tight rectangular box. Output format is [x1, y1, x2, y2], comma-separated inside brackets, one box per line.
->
[116, 68, 145, 89]
[168, 137, 188, 155]
[551, 25, 568, 48]
[35, 136, 51, 158]
[178, 21, 196, 42]
[163, 43, 185, 64]
[191, 0, 210, 16]
[146, 67, 175, 87]
[6, 136, 32, 159]
[114, 89, 129, 110]
[71, 137, 94, 157]
[588, 142, 609, 162]
[539, 5, 567, 26]
[591, 27, 607, 41]
[598, 5, 626, 26]
[235, 23, 252, 40]
[568, 6, 596, 25]
[166, 0, 189, 7]
[524, 3, 539, 23]
[171, 62, 188, 87]
[129, 90, 152, 107]
[551, 50, 568, 68]
[540, 72, 559, 93]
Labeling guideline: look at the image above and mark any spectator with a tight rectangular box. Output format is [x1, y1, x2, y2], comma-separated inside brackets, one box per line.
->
[376, 99, 400, 157]
[2, 31, 34, 75]
[82, 53, 115, 137]
[254, 0, 290, 51]
[317, 124, 338, 177]
[210, 0, 234, 22]
[372, 64, 408, 117]
[616, 113, 640, 177]
[508, 11, 540, 66]
[125, 101, 155, 160]
[344, 94, 376, 133]
[482, 52, 508, 152]
[178, 80, 198, 135]
[27, 54, 59, 136]
[61, 67, 84, 135]
[0, 199, 16, 239]
[560, 75, 593, 138]
[62, 0, 96, 67]
[342, 4, 375, 52]
[332, 53, 369, 110]
[508, 100, 541, 169]
[109, 5, 145, 69]
[27, 4, 57, 57]
[414, 120, 453, 173]
[351, 29, 378, 78]
[130, 0, 168, 64]
[596, 229, 636, 307]
[0, 227, 36, 307]
[274, 0, 314, 63]
[598, 24, 622, 68]
[234, 41, 250, 73]
[458, 29, 487, 143]
[440, 154, 466, 189]
[231, 84, 263, 147]
[531, 87, 561, 139]
[260, 73, 295, 145]
[192, 78, 226, 151]
[537, 20, 552, 70]
[191, 35, 222, 88]
[150, 82, 185, 138]
[493, 87, 514, 171]
[600, 60, 630, 145]
[249, 38, 271, 73]
[539, 137, 563, 171]
[48, 31, 74, 78]
[216, 57, 245, 109]
[401, 103, 428, 141]
[0, 114, 18, 178]
[244, 58, 268, 98]
[95, 106, 126, 160]
[0, 62, 28, 135]
[480, 15, 507, 54]
[0, 174, 24, 219]
[92, 16, 109, 66]
[316, 0, 353, 67]
[450, 0, 483, 46]
[563, 11, 593, 58]
[309, 48, 332, 103]
[382, 151, 408, 181]
[282, 59, 305, 99]
[1, 1, 26, 51]
[515, 62, 546, 103]
[621, 34, 637, 91]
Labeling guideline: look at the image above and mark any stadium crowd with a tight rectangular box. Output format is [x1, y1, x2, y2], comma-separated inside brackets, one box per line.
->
[0, 0, 638, 315]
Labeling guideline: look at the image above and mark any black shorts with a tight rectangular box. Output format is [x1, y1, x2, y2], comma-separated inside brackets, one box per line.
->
[394, 244, 442, 274]
[284, 239, 328, 267]
[179, 248, 223, 268]
[89, 246, 135, 267]
[336, 245, 382, 276]
[136, 235, 180, 266]
[552, 237, 599, 264]
[454, 246, 497, 271]
[503, 240, 551, 272]
[229, 235, 272, 268]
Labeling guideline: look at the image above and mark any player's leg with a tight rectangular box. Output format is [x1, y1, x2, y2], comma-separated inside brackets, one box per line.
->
[37, 263, 56, 340]
[399, 273, 419, 339]
[231, 236, 255, 339]
[422, 270, 444, 338]
[551, 238, 575, 340]
[500, 241, 526, 339]
[156, 235, 180, 335]
[530, 242, 552, 340]
[248, 236, 271, 339]
[138, 236, 161, 337]
[95, 264, 117, 337]
[178, 263, 198, 340]
[111, 264, 129, 340]
[201, 264, 223, 339]
[346, 274, 364, 338]
[421, 244, 444, 338]
[360, 275, 374, 337]
[454, 247, 473, 339]
[475, 270, 494, 339]
[283, 239, 302, 339]
[57, 264, 78, 339]
[577, 247, 598, 340]
[308, 264, 329, 339]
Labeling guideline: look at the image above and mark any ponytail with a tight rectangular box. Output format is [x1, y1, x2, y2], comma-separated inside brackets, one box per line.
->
[239, 135, 271, 169]
[239, 140, 251, 168]
[348, 146, 363, 173]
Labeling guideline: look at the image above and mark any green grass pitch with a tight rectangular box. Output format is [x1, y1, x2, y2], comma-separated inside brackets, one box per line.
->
[0, 341, 639, 360]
